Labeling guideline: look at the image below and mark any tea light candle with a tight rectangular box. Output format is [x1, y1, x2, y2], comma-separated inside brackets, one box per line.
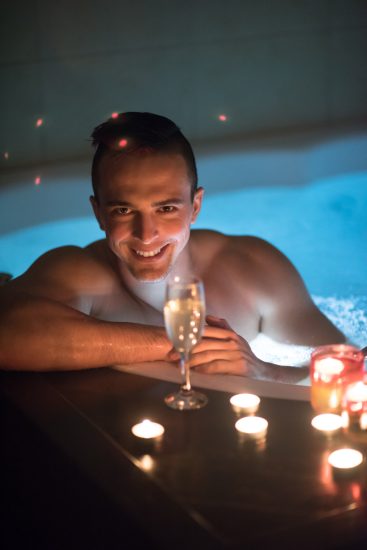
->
[310, 345, 364, 414]
[342, 381, 367, 430]
[344, 381, 367, 412]
[311, 413, 343, 433]
[235, 416, 268, 438]
[360, 412, 367, 430]
[311, 357, 344, 413]
[230, 393, 260, 415]
[314, 357, 344, 382]
[328, 448, 363, 470]
[131, 419, 165, 439]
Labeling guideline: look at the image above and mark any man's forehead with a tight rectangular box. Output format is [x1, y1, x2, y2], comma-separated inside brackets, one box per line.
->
[97, 151, 192, 201]
[98, 150, 188, 177]
[97, 151, 192, 197]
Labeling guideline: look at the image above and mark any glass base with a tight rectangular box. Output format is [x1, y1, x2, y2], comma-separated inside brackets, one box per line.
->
[165, 388, 208, 410]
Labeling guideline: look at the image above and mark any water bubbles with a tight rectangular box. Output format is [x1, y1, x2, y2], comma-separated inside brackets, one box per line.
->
[314, 296, 367, 348]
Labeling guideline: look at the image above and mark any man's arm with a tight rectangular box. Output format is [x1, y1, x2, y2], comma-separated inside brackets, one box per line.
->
[254, 238, 346, 346]
[185, 316, 310, 383]
[185, 238, 345, 383]
[0, 248, 171, 371]
[0, 291, 170, 371]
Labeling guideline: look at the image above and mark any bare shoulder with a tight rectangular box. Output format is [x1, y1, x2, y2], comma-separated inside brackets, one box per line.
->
[2, 240, 117, 310]
[192, 230, 290, 270]
[190, 229, 231, 263]
[228, 235, 305, 285]
[20, 240, 112, 282]
[228, 235, 295, 266]
[225, 235, 314, 316]
[193, 231, 306, 293]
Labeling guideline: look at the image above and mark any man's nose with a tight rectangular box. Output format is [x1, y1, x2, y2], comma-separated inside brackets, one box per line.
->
[132, 213, 158, 243]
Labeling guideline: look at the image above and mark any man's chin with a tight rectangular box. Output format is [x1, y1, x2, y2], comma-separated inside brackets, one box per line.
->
[134, 273, 167, 283]
[128, 264, 172, 284]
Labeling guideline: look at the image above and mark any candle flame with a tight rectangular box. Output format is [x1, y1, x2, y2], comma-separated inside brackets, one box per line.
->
[328, 448, 363, 469]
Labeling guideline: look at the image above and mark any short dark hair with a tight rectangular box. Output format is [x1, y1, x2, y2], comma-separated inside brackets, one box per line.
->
[91, 112, 198, 200]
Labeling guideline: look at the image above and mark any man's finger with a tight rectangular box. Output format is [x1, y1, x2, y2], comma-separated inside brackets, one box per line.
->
[202, 325, 239, 341]
[192, 338, 240, 354]
[167, 337, 239, 360]
[193, 359, 247, 376]
[189, 349, 244, 367]
[206, 315, 233, 331]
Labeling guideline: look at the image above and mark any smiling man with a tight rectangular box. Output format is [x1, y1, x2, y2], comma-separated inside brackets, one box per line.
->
[0, 112, 345, 381]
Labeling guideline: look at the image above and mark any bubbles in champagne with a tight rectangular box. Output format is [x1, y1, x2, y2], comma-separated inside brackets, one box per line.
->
[164, 298, 205, 354]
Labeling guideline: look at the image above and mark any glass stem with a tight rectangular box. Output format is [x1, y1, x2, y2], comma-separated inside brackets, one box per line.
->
[180, 352, 191, 393]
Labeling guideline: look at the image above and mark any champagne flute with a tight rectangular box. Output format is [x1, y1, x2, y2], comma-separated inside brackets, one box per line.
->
[164, 276, 208, 410]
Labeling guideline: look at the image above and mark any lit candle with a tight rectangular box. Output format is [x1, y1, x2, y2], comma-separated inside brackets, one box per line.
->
[230, 393, 260, 415]
[312, 357, 344, 413]
[328, 448, 364, 470]
[310, 345, 364, 413]
[314, 357, 344, 382]
[235, 416, 268, 438]
[342, 381, 367, 431]
[311, 413, 343, 433]
[131, 419, 165, 439]
[344, 381, 367, 410]
[360, 412, 367, 431]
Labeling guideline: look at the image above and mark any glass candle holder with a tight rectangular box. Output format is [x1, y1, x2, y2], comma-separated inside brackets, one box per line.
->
[310, 345, 364, 413]
[341, 380, 367, 431]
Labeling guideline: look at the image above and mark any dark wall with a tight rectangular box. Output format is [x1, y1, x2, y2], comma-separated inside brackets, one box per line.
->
[1, 0, 367, 170]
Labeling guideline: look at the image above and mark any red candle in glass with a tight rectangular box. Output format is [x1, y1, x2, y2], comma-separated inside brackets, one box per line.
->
[310, 345, 364, 413]
[342, 381, 367, 430]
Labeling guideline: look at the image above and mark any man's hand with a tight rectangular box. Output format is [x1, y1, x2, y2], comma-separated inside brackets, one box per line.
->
[189, 315, 260, 376]
[169, 314, 309, 384]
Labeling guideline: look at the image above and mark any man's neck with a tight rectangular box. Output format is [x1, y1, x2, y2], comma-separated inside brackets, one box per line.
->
[121, 270, 166, 312]
[119, 246, 195, 312]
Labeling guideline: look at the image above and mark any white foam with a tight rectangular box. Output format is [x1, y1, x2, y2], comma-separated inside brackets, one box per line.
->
[250, 333, 313, 367]
[249, 295, 366, 372]
[314, 295, 366, 348]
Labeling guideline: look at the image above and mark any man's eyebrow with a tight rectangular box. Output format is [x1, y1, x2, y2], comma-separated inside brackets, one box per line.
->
[153, 198, 185, 207]
[105, 200, 134, 207]
[104, 198, 185, 207]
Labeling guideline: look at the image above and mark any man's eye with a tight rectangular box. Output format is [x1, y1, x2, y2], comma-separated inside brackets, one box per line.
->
[159, 205, 176, 213]
[113, 207, 131, 216]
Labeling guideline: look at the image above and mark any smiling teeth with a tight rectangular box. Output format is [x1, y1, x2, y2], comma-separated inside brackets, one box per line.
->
[135, 247, 163, 257]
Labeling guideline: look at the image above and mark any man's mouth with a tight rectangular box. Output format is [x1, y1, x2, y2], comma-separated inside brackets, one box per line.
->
[131, 243, 169, 260]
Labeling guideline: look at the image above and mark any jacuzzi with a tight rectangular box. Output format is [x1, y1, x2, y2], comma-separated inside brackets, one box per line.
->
[1, 130, 366, 352]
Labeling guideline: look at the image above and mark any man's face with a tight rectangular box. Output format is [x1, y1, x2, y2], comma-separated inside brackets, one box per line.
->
[91, 152, 203, 282]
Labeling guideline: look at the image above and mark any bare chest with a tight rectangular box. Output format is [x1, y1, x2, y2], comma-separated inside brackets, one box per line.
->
[203, 280, 261, 341]
[91, 284, 259, 340]
[88, 246, 261, 341]
[90, 288, 164, 326]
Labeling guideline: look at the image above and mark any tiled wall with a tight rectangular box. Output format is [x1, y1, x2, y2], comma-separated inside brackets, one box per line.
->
[1, 0, 366, 169]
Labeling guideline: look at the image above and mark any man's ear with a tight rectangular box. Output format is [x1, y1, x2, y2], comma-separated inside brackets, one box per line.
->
[90, 195, 105, 231]
[191, 187, 204, 224]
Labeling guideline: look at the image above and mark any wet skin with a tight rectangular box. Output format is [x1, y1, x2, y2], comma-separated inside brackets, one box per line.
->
[0, 152, 345, 380]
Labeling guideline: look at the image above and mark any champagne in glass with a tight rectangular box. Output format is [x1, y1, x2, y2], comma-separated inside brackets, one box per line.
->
[164, 276, 208, 410]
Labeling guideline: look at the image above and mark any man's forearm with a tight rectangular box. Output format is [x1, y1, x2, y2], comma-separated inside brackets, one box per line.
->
[0, 293, 170, 371]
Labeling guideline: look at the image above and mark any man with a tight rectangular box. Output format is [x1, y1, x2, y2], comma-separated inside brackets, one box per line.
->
[0, 112, 345, 382]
